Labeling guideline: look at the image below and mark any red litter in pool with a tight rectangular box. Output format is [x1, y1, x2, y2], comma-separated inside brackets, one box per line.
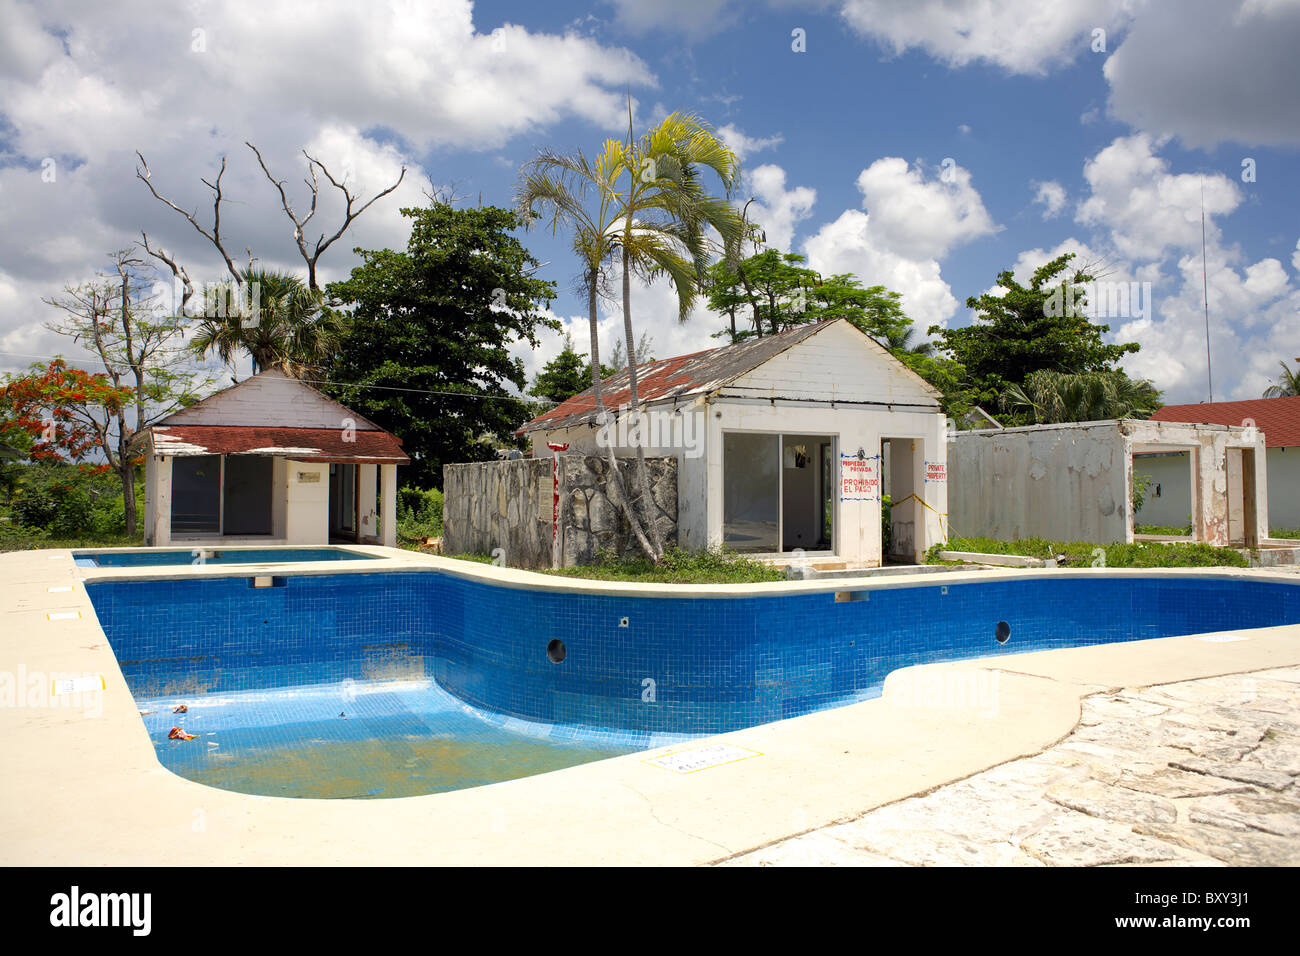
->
[168, 726, 197, 741]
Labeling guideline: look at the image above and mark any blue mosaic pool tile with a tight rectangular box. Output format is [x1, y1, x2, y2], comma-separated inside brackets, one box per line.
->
[87, 571, 1300, 742]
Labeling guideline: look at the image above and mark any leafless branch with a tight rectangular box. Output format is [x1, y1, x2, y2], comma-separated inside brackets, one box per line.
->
[135, 151, 242, 284]
[139, 232, 194, 316]
[246, 141, 406, 290]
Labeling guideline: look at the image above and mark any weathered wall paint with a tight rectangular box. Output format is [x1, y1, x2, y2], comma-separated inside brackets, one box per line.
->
[949, 420, 1268, 547]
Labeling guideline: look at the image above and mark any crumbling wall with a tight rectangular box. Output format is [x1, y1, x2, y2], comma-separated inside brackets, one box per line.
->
[442, 455, 677, 568]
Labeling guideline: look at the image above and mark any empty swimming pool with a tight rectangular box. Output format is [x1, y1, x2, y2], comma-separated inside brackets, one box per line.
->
[85, 568, 1300, 799]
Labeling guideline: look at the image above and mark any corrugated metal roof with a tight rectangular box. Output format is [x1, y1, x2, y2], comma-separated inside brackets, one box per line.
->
[520, 319, 856, 434]
[149, 426, 409, 463]
[1151, 395, 1300, 448]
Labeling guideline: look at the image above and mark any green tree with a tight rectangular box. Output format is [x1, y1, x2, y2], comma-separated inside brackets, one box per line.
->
[705, 249, 913, 345]
[40, 251, 206, 534]
[530, 334, 592, 405]
[611, 109, 741, 559]
[325, 203, 557, 489]
[998, 369, 1163, 425]
[1263, 360, 1300, 398]
[931, 253, 1140, 410]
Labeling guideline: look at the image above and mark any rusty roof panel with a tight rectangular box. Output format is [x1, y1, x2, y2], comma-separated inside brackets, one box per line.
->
[519, 319, 841, 434]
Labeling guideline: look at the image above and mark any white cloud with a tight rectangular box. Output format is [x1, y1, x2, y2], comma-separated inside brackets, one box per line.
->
[745, 164, 816, 251]
[1293, 238, 1300, 275]
[1007, 136, 1300, 403]
[1032, 180, 1068, 219]
[715, 124, 784, 162]
[838, 0, 1134, 75]
[802, 158, 996, 331]
[853, 157, 997, 261]
[1103, 0, 1300, 147]
[0, 0, 656, 374]
[1075, 134, 1240, 262]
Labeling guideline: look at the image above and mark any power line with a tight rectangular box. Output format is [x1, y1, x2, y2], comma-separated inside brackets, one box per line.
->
[0, 349, 556, 406]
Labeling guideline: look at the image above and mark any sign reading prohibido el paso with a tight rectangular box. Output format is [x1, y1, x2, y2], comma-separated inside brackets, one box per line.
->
[840, 453, 879, 501]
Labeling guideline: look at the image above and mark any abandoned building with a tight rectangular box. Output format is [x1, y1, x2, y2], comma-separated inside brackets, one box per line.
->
[1146, 395, 1300, 533]
[141, 368, 408, 547]
[443, 318, 950, 568]
[947, 418, 1268, 547]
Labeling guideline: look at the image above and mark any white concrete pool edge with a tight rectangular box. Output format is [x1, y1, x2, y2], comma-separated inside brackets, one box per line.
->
[2, 548, 1299, 866]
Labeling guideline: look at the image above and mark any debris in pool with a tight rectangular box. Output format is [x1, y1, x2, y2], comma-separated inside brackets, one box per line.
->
[339, 712, 346, 718]
[168, 726, 197, 741]
[138, 710, 152, 716]
[173, 704, 188, 714]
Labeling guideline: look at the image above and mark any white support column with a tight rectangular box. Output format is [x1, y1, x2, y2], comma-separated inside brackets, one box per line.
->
[380, 463, 398, 548]
[358, 463, 379, 541]
[147, 456, 172, 546]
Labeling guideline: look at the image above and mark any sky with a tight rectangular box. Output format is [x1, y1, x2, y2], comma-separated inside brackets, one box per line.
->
[1, 0, 1298, 405]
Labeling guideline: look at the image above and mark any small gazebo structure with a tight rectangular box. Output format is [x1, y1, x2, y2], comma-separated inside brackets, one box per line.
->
[141, 369, 407, 547]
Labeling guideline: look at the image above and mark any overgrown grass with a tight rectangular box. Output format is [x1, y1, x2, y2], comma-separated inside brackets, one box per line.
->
[548, 547, 788, 583]
[927, 535, 1249, 568]
[0, 524, 144, 553]
[1269, 527, 1300, 540]
[439, 546, 787, 583]
[395, 486, 443, 544]
[1134, 523, 1194, 536]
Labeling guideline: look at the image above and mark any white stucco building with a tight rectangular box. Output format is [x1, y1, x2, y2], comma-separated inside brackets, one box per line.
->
[141, 369, 408, 547]
[1145, 396, 1300, 533]
[519, 318, 949, 566]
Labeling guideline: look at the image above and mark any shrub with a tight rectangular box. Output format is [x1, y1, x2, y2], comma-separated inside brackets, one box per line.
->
[396, 486, 443, 542]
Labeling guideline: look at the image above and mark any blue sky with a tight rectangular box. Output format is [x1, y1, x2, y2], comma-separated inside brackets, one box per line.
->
[1, 0, 1297, 404]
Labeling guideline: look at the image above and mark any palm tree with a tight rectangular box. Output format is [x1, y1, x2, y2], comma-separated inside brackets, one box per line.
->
[516, 142, 659, 559]
[1263, 360, 1300, 398]
[883, 326, 933, 356]
[999, 370, 1162, 424]
[611, 108, 742, 557]
[191, 268, 342, 378]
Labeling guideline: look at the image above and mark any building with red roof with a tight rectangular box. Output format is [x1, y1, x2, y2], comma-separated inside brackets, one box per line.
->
[141, 368, 408, 547]
[1145, 396, 1300, 531]
[513, 318, 948, 566]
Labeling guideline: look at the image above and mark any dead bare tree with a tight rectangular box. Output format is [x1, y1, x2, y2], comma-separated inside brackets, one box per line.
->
[135, 144, 406, 295]
[245, 142, 406, 291]
[136, 152, 242, 284]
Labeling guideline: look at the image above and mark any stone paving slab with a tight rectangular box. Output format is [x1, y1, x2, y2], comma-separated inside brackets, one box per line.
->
[720, 669, 1300, 867]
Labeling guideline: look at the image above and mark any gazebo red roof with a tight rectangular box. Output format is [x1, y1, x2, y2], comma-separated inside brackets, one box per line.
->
[149, 425, 408, 464]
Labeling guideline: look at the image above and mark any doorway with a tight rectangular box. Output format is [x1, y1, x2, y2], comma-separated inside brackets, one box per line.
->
[329, 463, 359, 542]
[881, 437, 919, 563]
[1227, 447, 1259, 548]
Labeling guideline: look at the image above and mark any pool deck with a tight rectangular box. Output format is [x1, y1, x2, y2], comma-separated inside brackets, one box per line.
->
[2, 547, 1298, 866]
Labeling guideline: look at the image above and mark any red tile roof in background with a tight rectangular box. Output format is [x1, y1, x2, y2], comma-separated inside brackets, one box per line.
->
[149, 425, 409, 463]
[1150, 395, 1300, 448]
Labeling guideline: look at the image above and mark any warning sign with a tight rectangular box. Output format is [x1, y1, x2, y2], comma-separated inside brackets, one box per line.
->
[840, 454, 879, 501]
[924, 461, 946, 482]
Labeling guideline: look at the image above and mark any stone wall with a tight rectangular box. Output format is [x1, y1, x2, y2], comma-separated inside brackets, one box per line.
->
[562, 454, 677, 566]
[442, 454, 677, 568]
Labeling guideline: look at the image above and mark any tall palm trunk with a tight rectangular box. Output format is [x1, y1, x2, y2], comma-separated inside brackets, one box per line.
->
[621, 245, 664, 558]
[588, 266, 656, 560]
